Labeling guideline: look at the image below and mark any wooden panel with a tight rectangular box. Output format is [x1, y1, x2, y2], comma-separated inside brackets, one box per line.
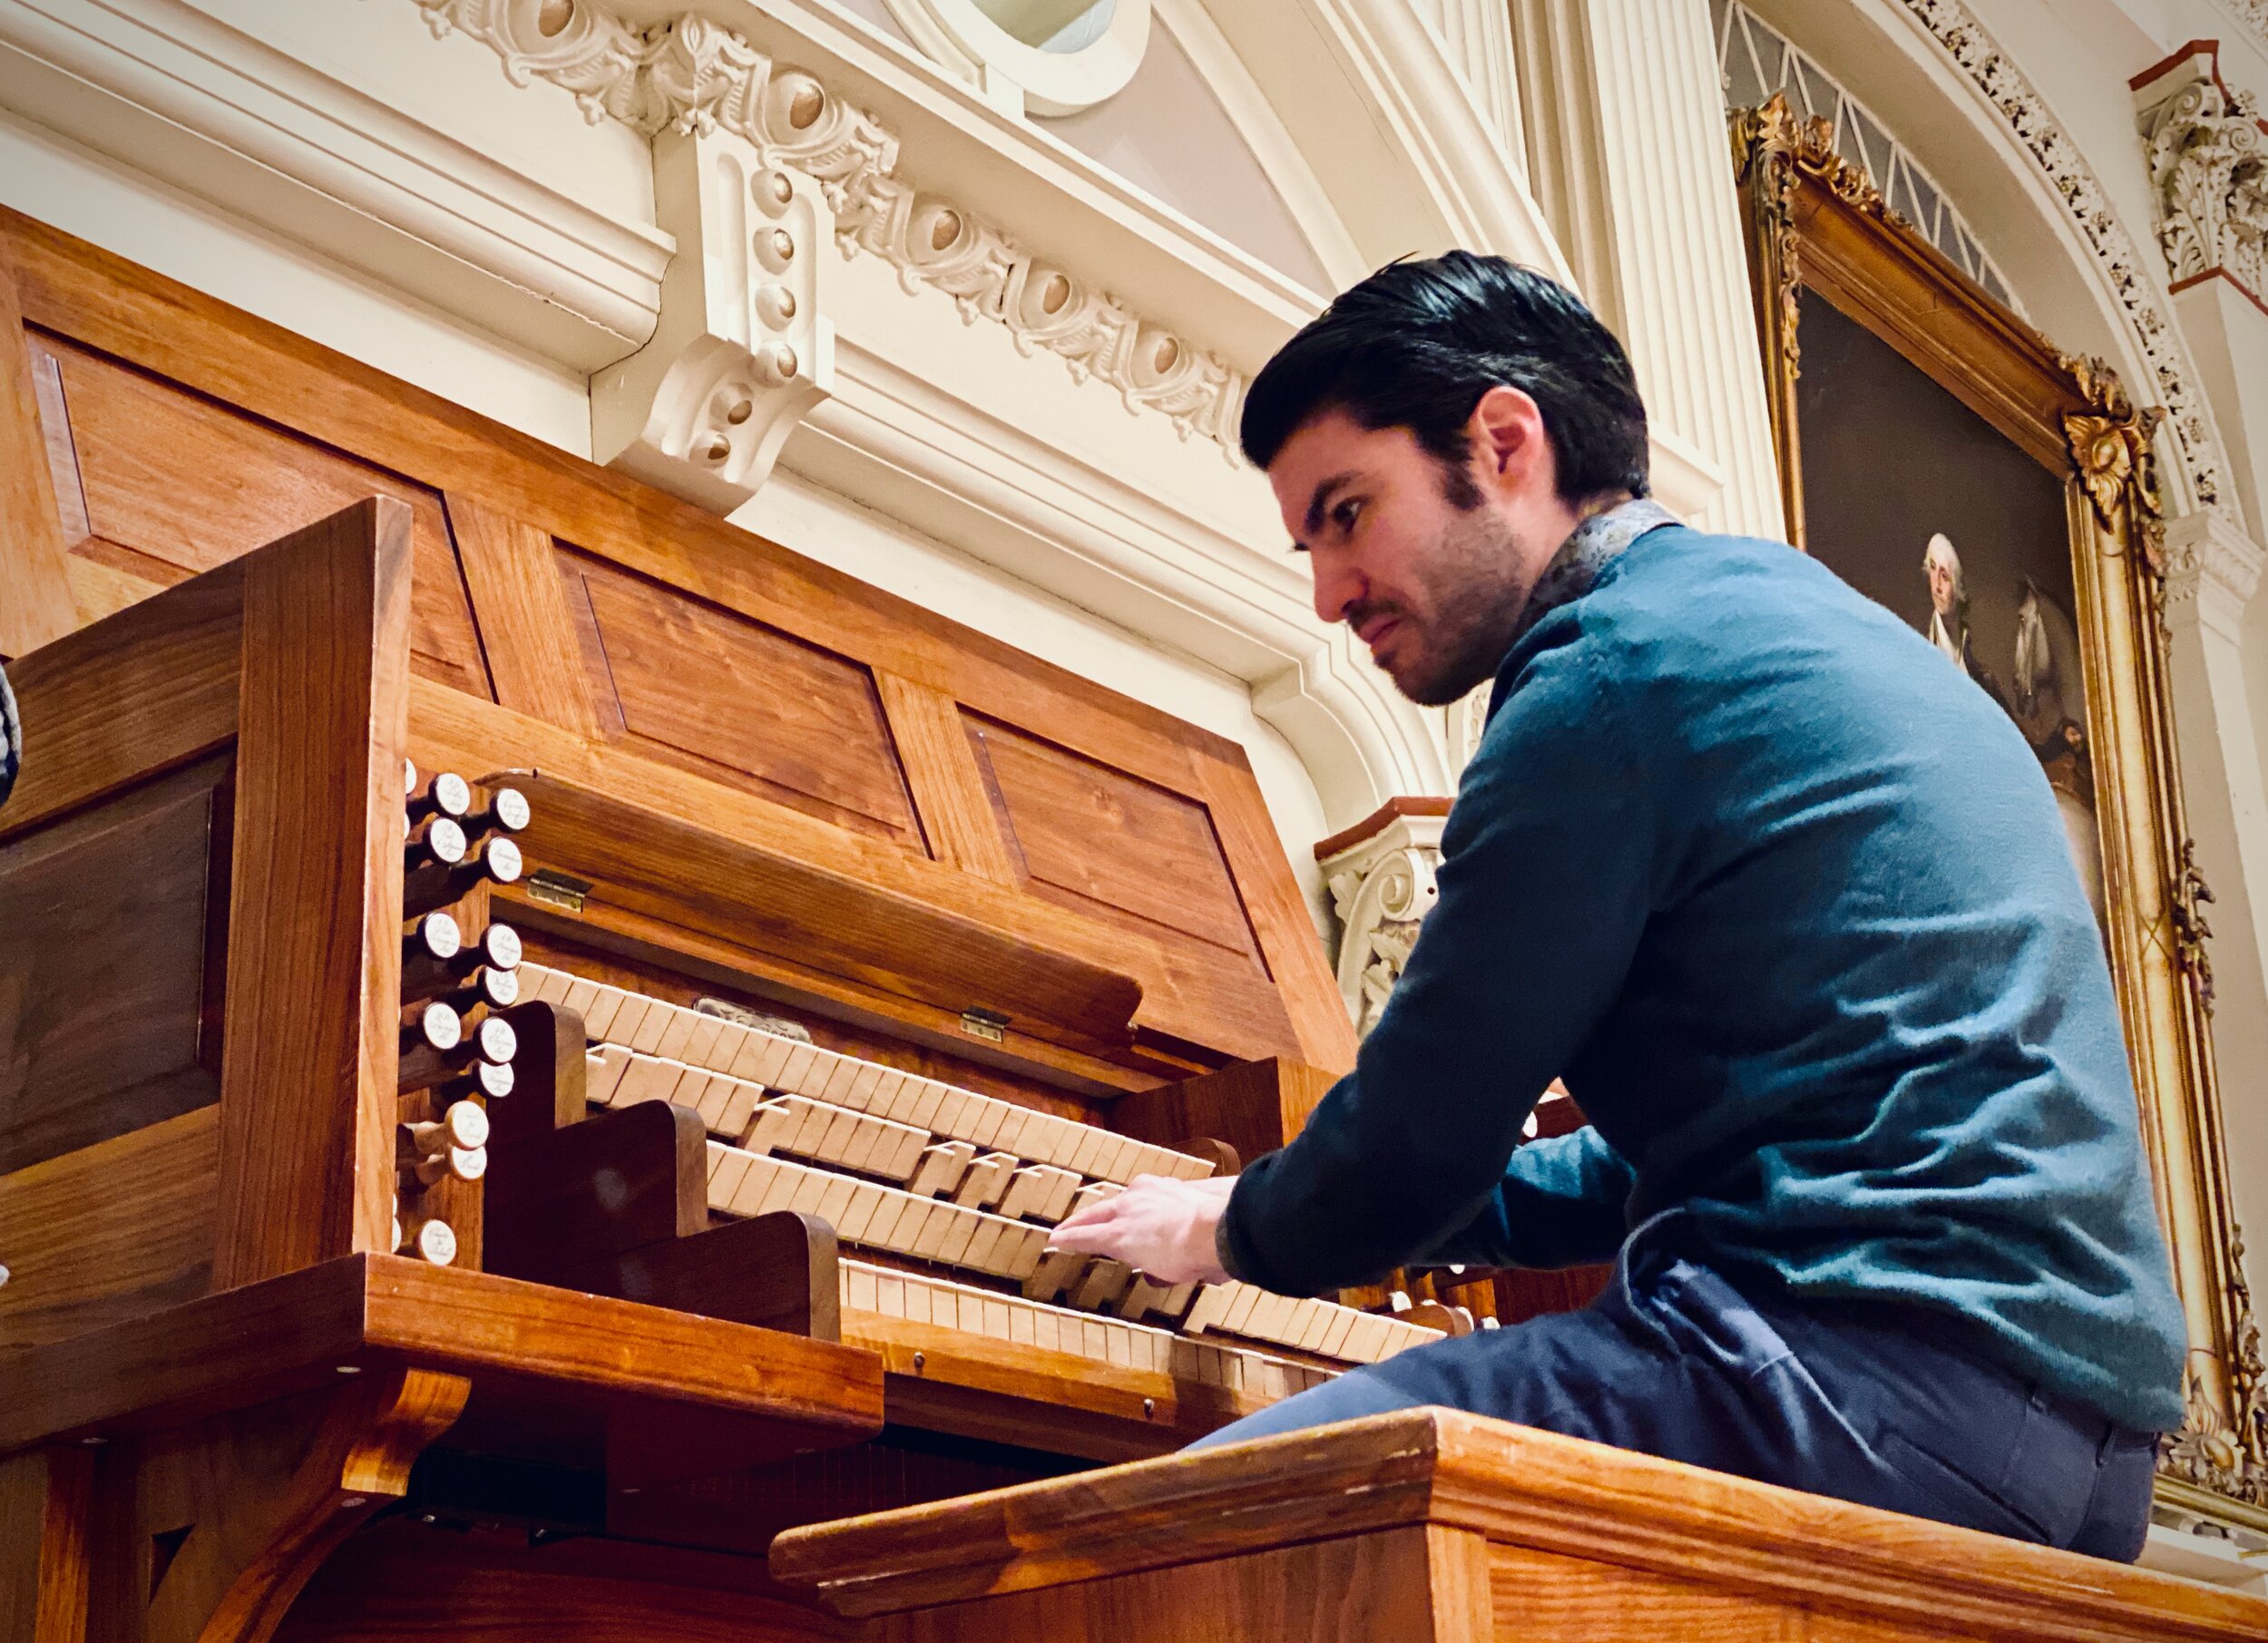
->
[564, 552, 919, 845]
[879, 1528, 1484, 1643]
[485, 1101, 709, 1284]
[970, 716, 1260, 960]
[0, 759, 227, 1171]
[445, 493, 601, 738]
[0, 1445, 93, 1643]
[213, 501, 411, 1287]
[0, 1255, 886, 1460]
[0, 1106, 218, 1350]
[24, 335, 89, 550]
[875, 673, 1017, 881]
[31, 334, 489, 697]
[1111, 1058, 1337, 1168]
[0, 562, 243, 845]
[278, 1523, 852, 1643]
[0, 249, 73, 658]
[1197, 751, 1359, 1073]
[506, 769, 1144, 1051]
[1490, 1543, 1796, 1642]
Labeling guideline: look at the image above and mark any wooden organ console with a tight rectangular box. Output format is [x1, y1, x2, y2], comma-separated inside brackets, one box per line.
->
[2, 207, 2263, 1643]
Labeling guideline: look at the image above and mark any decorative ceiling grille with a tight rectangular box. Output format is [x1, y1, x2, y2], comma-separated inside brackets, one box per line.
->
[1713, 0, 2022, 315]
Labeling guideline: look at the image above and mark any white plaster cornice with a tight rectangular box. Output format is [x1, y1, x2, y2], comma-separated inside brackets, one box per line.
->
[2165, 507, 2268, 647]
[1897, 0, 2232, 513]
[0, 0, 674, 368]
[408, 0, 1326, 450]
[2218, 0, 2268, 56]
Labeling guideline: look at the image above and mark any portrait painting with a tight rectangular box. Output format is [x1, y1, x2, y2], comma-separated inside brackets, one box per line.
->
[1735, 92, 2244, 1512]
[1792, 297, 2105, 923]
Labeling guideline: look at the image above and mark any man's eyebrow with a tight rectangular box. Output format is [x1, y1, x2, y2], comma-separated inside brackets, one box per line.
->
[1302, 471, 1360, 538]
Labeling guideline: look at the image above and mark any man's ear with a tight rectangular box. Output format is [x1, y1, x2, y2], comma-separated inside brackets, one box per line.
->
[1466, 385, 1549, 494]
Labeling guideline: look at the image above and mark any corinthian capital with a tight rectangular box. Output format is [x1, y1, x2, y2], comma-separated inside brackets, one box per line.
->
[2135, 44, 2268, 303]
[1316, 800, 1452, 1038]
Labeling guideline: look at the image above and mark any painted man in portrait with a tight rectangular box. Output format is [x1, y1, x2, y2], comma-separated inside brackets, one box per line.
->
[1921, 533, 2006, 709]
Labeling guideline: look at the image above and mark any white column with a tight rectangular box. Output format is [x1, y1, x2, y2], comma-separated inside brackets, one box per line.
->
[1413, 0, 1523, 152]
[2162, 508, 2268, 1304]
[1510, 0, 1785, 540]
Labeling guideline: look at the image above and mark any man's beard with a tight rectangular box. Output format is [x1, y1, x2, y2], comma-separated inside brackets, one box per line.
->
[1353, 504, 1531, 707]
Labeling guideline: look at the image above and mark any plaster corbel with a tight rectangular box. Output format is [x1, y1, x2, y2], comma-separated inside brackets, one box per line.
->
[593, 130, 836, 512]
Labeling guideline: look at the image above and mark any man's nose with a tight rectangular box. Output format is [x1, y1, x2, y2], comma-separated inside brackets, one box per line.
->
[1310, 551, 1365, 626]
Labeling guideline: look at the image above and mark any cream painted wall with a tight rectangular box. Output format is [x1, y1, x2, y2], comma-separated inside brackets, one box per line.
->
[0, 104, 595, 451]
[1035, 15, 1333, 293]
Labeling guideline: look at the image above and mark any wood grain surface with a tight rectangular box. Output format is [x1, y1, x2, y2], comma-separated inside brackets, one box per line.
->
[214, 501, 412, 1287]
[0, 206, 1343, 1084]
[881, 1524, 1490, 1643]
[34, 333, 488, 697]
[771, 1408, 2268, 1639]
[0, 245, 74, 657]
[445, 494, 600, 737]
[0, 1104, 218, 1351]
[0, 1444, 93, 1643]
[0, 1256, 885, 1462]
[0, 563, 243, 845]
[0, 762, 225, 1172]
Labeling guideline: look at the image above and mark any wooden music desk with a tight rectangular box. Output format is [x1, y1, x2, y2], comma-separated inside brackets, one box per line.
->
[771, 1408, 2268, 1642]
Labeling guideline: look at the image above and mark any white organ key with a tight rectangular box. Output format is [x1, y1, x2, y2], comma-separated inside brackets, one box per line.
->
[707, 1140, 751, 1210]
[995, 1164, 1078, 1224]
[723, 1029, 774, 1083]
[921, 1082, 962, 1136]
[747, 1032, 797, 1088]
[553, 973, 594, 1013]
[1114, 1274, 1182, 1324]
[908, 1140, 976, 1198]
[962, 1218, 1005, 1275]
[837, 1179, 887, 1243]
[1315, 1305, 1360, 1359]
[1066, 1128, 1108, 1178]
[581, 984, 631, 1042]
[819, 1056, 863, 1108]
[1178, 1284, 1232, 1336]
[990, 1105, 1030, 1155]
[1068, 1181, 1122, 1218]
[1022, 1247, 1086, 1305]
[770, 1042, 815, 1095]
[1217, 1285, 1265, 1336]
[846, 1063, 885, 1111]
[1339, 1311, 1394, 1364]
[845, 1264, 876, 1314]
[714, 1078, 759, 1139]
[651, 1005, 698, 1061]
[612, 1052, 680, 1107]
[679, 1012, 725, 1069]
[584, 1043, 631, 1105]
[1071, 1258, 1133, 1313]
[629, 998, 679, 1055]
[951, 1151, 1016, 1210]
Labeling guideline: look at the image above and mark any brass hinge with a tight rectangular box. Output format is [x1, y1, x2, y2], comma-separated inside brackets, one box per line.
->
[522, 869, 591, 914]
[959, 1007, 1010, 1044]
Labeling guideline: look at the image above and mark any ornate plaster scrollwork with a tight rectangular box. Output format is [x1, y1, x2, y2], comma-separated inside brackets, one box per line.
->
[1895, 0, 2227, 512]
[1317, 805, 1449, 1038]
[406, 0, 1245, 453]
[594, 132, 836, 511]
[2138, 52, 2268, 304]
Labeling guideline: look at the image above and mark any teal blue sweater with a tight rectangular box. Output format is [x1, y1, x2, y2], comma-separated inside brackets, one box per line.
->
[1222, 524, 2186, 1433]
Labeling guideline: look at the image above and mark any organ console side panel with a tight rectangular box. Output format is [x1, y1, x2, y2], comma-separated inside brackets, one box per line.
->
[0, 204, 1426, 1640]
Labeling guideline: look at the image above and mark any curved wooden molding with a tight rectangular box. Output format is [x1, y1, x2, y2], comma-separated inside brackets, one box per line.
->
[149, 1368, 470, 1643]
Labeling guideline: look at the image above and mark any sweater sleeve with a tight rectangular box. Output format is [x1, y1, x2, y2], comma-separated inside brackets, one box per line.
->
[1220, 635, 1660, 1296]
[1414, 1126, 1637, 1269]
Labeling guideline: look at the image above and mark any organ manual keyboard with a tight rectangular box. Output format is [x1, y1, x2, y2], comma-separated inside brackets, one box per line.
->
[8, 210, 2249, 1643]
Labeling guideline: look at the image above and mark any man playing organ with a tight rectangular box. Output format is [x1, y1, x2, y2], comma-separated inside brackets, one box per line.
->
[1050, 253, 2185, 1561]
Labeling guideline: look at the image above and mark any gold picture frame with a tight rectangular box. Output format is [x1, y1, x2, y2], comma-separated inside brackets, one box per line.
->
[1731, 93, 2263, 1521]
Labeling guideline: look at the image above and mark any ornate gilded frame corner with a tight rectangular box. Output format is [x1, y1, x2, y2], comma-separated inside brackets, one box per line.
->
[1731, 93, 2262, 1512]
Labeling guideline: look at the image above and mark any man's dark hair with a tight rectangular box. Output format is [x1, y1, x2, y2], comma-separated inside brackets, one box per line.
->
[1239, 252, 1650, 507]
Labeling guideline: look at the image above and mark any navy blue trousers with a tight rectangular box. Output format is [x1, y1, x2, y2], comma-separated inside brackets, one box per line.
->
[1190, 1241, 2158, 1560]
